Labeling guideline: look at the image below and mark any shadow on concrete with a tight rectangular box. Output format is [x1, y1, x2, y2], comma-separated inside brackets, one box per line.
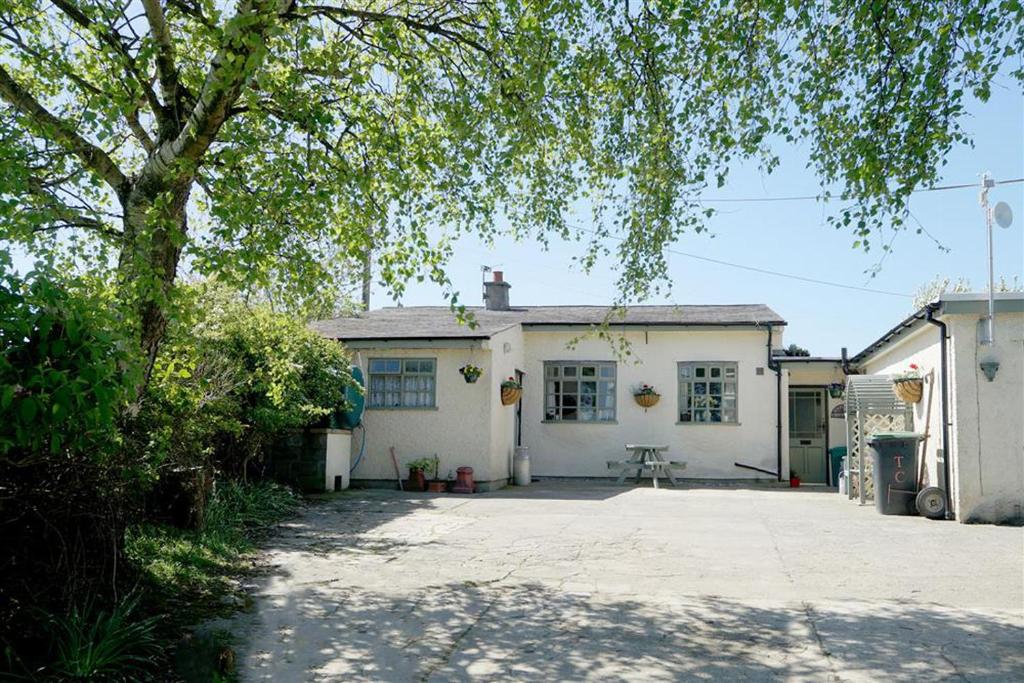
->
[477, 479, 837, 501]
[339, 479, 841, 503]
[236, 578, 1024, 681]
[223, 487, 1023, 681]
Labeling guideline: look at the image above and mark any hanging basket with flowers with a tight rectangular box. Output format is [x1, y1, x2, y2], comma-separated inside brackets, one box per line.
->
[892, 364, 924, 403]
[500, 376, 522, 406]
[459, 364, 483, 383]
[633, 384, 660, 408]
[828, 382, 845, 399]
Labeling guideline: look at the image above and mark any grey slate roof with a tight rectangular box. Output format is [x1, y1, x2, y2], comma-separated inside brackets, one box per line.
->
[312, 304, 785, 341]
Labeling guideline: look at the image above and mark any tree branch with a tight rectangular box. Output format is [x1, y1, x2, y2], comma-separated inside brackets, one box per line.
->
[50, 0, 168, 127]
[20, 174, 122, 237]
[0, 64, 128, 193]
[143, 0, 291, 184]
[142, 0, 186, 111]
[296, 5, 496, 61]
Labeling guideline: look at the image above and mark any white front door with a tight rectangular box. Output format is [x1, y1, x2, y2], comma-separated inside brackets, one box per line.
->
[789, 388, 827, 483]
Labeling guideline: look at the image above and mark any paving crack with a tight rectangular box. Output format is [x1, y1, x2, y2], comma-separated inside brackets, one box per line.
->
[801, 601, 843, 682]
[938, 642, 971, 681]
[418, 591, 498, 681]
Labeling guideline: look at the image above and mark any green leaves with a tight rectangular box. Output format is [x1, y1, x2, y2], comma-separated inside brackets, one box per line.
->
[1, 0, 1021, 325]
[0, 262, 140, 460]
[139, 282, 356, 474]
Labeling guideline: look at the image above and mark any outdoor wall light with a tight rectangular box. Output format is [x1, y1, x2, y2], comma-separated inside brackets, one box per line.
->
[979, 360, 1000, 382]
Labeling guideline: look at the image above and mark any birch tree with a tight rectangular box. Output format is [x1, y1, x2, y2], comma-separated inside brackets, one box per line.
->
[1, 0, 1019, 382]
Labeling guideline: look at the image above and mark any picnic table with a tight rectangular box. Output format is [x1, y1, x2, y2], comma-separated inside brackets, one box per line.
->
[607, 444, 687, 487]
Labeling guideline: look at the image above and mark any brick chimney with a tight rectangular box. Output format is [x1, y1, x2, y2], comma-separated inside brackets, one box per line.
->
[483, 270, 511, 311]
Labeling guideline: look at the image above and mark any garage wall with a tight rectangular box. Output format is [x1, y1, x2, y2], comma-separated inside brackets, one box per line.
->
[946, 311, 1024, 524]
[519, 328, 782, 479]
[857, 308, 1024, 524]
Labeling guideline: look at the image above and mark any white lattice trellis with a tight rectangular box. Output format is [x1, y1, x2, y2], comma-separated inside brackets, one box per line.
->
[847, 413, 910, 500]
[845, 376, 914, 504]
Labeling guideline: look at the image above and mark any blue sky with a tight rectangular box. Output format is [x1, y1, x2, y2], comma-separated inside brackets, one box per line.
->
[380, 78, 1024, 357]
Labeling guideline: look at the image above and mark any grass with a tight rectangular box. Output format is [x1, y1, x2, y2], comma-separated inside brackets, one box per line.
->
[41, 593, 163, 682]
[127, 481, 299, 613]
[125, 480, 300, 680]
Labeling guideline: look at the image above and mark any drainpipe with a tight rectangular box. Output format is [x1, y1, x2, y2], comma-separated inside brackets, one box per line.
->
[924, 304, 954, 519]
[767, 326, 783, 482]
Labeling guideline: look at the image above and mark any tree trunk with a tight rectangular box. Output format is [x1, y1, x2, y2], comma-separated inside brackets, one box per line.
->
[119, 182, 192, 393]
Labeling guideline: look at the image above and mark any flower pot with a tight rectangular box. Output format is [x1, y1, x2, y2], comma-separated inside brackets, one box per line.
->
[501, 387, 522, 406]
[789, 476, 801, 488]
[452, 466, 475, 494]
[634, 393, 660, 408]
[459, 366, 482, 383]
[426, 480, 447, 493]
[408, 469, 427, 492]
[828, 385, 844, 399]
[893, 378, 923, 403]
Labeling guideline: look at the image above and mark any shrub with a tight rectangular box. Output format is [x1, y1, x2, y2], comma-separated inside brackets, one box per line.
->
[0, 258, 139, 463]
[138, 284, 353, 527]
[0, 260, 144, 666]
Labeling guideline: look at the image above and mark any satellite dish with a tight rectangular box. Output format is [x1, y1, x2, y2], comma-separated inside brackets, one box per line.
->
[993, 201, 1013, 229]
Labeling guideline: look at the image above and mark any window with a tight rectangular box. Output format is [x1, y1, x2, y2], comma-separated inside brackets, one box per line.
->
[368, 358, 436, 408]
[678, 362, 738, 423]
[544, 361, 616, 422]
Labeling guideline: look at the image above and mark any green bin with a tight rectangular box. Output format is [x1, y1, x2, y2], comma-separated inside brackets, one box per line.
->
[867, 432, 923, 515]
[828, 446, 847, 487]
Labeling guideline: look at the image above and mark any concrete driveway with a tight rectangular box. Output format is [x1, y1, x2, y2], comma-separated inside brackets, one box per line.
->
[228, 483, 1023, 681]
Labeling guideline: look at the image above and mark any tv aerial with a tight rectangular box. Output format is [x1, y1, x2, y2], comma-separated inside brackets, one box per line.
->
[978, 174, 1015, 348]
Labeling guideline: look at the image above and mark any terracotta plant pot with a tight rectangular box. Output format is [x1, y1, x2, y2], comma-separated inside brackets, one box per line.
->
[893, 378, 923, 403]
[501, 387, 522, 406]
[790, 476, 801, 488]
[634, 393, 660, 408]
[408, 468, 427, 492]
[426, 480, 447, 493]
[452, 466, 475, 493]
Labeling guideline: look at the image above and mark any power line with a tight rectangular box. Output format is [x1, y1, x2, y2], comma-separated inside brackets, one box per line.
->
[556, 176, 1024, 297]
[696, 177, 1024, 204]
[661, 246, 913, 298]
[573, 224, 913, 298]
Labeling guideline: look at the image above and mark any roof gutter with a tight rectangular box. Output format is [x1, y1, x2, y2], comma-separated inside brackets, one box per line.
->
[924, 303, 954, 519]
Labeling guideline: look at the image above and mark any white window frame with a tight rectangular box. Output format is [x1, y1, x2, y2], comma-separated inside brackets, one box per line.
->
[367, 358, 437, 409]
[543, 361, 617, 423]
[678, 361, 739, 424]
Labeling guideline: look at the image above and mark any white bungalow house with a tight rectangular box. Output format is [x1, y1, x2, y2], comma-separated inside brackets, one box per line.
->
[312, 273, 1023, 524]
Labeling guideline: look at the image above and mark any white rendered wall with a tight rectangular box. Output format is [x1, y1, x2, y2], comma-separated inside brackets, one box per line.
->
[860, 324, 945, 492]
[350, 346, 497, 484]
[859, 311, 1024, 523]
[519, 328, 782, 479]
[324, 430, 352, 490]
[946, 311, 1024, 523]
[487, 325, 525, 485]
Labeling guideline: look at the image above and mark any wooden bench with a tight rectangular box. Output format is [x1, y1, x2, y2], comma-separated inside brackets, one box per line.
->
[607, 452, 687, 487]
